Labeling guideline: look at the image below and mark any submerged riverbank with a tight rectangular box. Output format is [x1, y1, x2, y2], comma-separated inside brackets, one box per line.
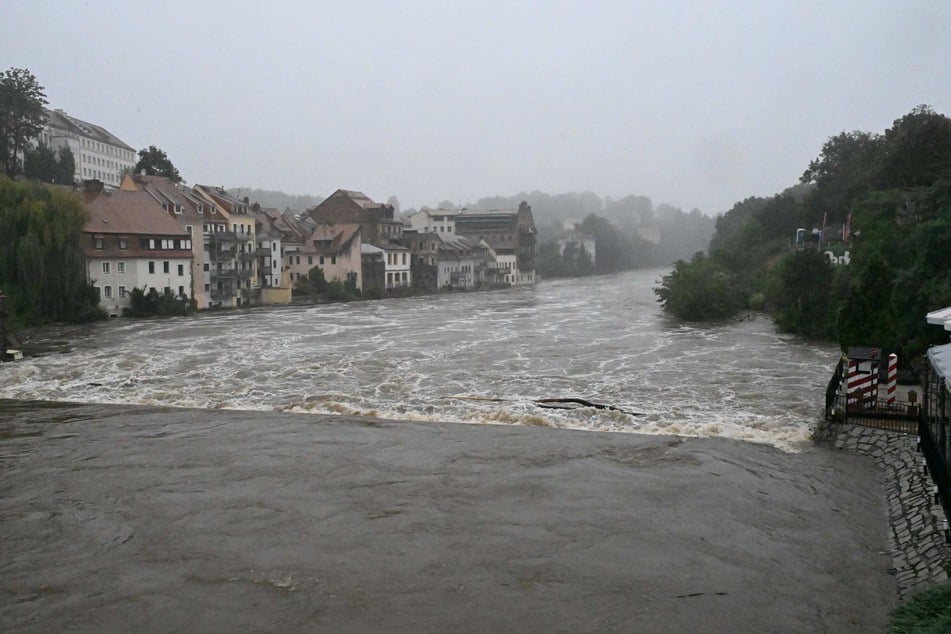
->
[1, 400, 894, 632]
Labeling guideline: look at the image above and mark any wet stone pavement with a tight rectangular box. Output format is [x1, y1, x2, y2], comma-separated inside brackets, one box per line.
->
[830, 423, 951, 599]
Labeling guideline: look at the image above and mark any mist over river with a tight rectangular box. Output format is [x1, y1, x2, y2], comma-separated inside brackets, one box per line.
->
[0, 269, 837, 450]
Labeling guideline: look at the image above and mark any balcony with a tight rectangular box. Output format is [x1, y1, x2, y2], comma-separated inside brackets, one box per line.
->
[238, 252, 256, 262]
[208, 231, 238, 243]
[255, 247, 272, 256]
[211, 268, 237, 280]
[213, 249, 235, 261]
[236, 269, 253, 280]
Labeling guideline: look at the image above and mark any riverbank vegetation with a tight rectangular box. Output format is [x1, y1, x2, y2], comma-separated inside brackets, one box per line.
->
[0, 178, 105, 329]
[123, 287, 197, 317]
[890, 581, 951, 633]
[656, 105, 951, 358]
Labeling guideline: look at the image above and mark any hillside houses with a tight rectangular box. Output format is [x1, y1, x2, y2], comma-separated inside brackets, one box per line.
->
[68, 177, 540, 315]
[82, 183, 194, 317]
[22, 107, 539, 316]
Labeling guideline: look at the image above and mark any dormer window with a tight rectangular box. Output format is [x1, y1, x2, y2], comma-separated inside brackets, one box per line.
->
[119, 237, 128, 250]
[94, 237, 104, 249]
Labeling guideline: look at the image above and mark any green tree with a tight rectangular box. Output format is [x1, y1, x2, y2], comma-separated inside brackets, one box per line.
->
[764, 250, 843, 339]
[654, 252, 743, 321]
[0, 178, 105, 327]
[879, 105, 951, 189]
[24, 143, 75, 184]
[134, 145, 183, 183]
[123, 287, 196, 317]
[800, 130, 882, 223]
[0, 68, 48, 178]
[294, 266, 328, 295]
[836, 253, 898, 353]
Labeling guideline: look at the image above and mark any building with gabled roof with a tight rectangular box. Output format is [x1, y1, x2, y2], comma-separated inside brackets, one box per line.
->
[287, 223, 363, 291]
[38, 109, 137, 188]
[193, 185, 259, 307]
[121, 174, 210, 308]
[306, 189, 402, 244]
[409, 202, 537, 285]
[81, 186, 194, 317]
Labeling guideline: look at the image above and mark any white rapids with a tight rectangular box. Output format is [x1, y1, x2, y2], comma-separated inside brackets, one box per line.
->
[0, 268, 838, 451]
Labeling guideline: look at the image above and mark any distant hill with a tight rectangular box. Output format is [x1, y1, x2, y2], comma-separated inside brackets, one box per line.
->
[228, 187, 324, 211]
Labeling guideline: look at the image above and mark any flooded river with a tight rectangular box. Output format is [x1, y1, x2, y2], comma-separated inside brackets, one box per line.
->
[0, 268, 836, 450]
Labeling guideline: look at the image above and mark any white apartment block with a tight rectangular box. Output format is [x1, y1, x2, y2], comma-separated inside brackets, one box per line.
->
[39, 109, 137, 188]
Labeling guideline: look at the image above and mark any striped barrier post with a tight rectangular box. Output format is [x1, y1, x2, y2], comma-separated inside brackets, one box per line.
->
[846, 359, 870, 406]
[886, 353, 898, 405]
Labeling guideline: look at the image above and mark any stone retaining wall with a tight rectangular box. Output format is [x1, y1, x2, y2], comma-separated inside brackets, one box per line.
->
[820, 422, 950, 598]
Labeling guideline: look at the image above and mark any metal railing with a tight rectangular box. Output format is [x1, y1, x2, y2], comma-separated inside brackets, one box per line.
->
[827, 393, 920, 433]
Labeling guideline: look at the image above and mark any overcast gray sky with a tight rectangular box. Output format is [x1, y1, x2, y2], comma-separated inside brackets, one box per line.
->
[4, 1, 951, 213]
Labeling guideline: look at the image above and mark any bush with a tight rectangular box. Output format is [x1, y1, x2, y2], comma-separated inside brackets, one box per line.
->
[123, 287, 196, 317]
[654, 252, 744, 320]
[890, 581, 951, 633]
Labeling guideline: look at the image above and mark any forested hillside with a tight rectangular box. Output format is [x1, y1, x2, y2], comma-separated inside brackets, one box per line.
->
[656, 105, 951, 359]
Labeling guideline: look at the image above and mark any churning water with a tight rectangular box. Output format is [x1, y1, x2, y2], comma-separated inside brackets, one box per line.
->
[0, 268, 837, 450]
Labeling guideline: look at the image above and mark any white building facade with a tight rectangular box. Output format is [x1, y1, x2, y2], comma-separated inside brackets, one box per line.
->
[39, 109, 137, 188]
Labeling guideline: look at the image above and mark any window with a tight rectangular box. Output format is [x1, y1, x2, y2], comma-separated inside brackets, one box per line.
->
[204, 263, 209, 272]
[308, 256, 313, 265]
[163, 261, 170, 274]
[319, 256, 324, 265]
[295, 256, 300, 265]
[117, 262, 125, 273]
[331, 256, 336, 265]
[178, 286, 185, 296]
[103, 285, 112, 299]
[149, 239, 156, 249]
[149, 261, 155, 274]
[119, 237, 127, 250]
[94, 237, 103, 249]
[178, 264, 184, 276]
[186, 226, 193, 236]
[118, 286, 127, 298]
[102, 262, 110, 274]
[402, 253, 407, 265]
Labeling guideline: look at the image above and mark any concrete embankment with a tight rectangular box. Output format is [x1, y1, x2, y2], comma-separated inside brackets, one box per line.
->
[1, 401, 894, 632]
[817, 420, 951, 599]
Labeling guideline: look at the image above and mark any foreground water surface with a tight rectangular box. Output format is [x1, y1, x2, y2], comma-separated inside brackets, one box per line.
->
[0, 268, 837, 450]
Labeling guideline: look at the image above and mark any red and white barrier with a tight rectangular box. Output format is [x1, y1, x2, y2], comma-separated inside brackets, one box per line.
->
[846, 357, 879, 407]
[886, 353, 898, 404]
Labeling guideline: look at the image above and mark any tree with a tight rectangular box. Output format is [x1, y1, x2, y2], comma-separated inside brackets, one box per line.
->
[764, 250, 841, 339]
[800, 130, 882, 223]
[654, 252, 743, 321]
[0, 68, 48, 177]
[134, 145, 182, 183]
[24, 143, 75, 184]
[0, 178, 105, 327]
